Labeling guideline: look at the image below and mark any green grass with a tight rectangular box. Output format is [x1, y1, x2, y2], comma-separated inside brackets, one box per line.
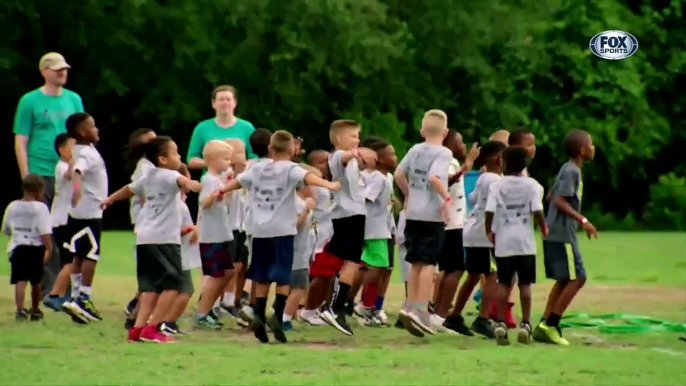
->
[1, 232, 685, 385]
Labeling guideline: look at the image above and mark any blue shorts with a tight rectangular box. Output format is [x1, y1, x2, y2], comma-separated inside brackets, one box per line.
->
[200, 242, 234, 278]
[247, 236, 295, 286]
[543, 240, 586, 281]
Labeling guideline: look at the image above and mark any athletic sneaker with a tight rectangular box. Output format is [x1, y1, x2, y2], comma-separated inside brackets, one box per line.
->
[62, 300, 90, 324]
[443, 315, 474, 336]
[533, 321, 569, 346]
[299, 310, 326, 326]
[398, 308, 424, 338]
[428, 301, 435, 314]
[239, 305, 255, 324]
[160, 321, 185, 336]
[240, 292, 249, 306]
[430, 314, 448, 333]
[29, 309, 44, 322]
[353, 303, 377, 326]
[320, 307, 354, 336]
[140, 325, 175, 343]
[195, 314, 223, 330]
[343, 301, 355, 316]
[75, 297, 103, 321]
[376, 310, 390, 327]
[221, 304, 240, 318]
[267, 315, 287, 343]
[209, 308, 222, 320]
[489, 301, 517, 328]
[15, 309, 29, 321]
[394, 317, 404, 329]
[43, 296, 65, 312]
[128, 326, 143, 342]
[471, 316, 496, 339]
[283, 320, 293, 331]
[249, 316, 270, 343]
[408, 308, 435, 335]
[124, 318, 135, 330]
[494, 322, 509, 346]
[124, 297, 138, 316]
[517, 322, 532, 344]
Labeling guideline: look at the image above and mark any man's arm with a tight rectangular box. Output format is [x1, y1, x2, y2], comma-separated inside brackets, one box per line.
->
[13, 96, 33, 178]
[186, 125, 206, 169]
[14, 135, 29, 178]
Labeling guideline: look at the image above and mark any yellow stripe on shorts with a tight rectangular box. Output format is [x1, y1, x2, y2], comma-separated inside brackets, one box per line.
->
[565, 243, 576, 280]
[489, 255, 497, 273]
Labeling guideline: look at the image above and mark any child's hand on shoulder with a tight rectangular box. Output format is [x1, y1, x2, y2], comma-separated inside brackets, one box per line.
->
[186, 180, 202, 193]
[305, 197, 316, 210]
[357, 148, 378, 166]
[327, 181, 342, 192]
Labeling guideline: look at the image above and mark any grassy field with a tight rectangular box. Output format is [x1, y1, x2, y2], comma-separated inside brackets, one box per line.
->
[1, 231, 685, 385]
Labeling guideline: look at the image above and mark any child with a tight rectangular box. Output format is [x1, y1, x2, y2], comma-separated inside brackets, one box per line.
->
[102, 136, 202, 343]
[159, 195, 199, 336]
[319, 120, 377, 336]
[534, 130, 597, 346]
[354, 139, 397, 326]
[61, 112, 108, 324]
[300, 150, 335, 326]
[123, 128, 157, 317]
[43, 134, 76, 312]
[442, 140, 506, 338]
[394, 109, 453, 337]
[3, 174, 53, 321]
[196, 140, 235, 329]
[284, 187, 317, 331]
[431, 129, 479, 331]
[394, 208, 410, 328]
[220, 138, 249, 319]
[238, 128, 273, 326]
[373, 170, 400, 326]
[221, 130, 340, 343]
[485, 146, 547, 345]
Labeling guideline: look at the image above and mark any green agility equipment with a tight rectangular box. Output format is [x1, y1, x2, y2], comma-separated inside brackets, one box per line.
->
[559, 313, 686, 334]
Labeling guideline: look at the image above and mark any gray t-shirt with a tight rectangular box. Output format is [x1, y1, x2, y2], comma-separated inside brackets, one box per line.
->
[463, 172, 501, 247]
[179, 200, 199, 270]
[396, 210, 407, 246]
[130, 158, 155, 225]
[363, 170, 393, 240]
[312, 186, 334, 253]
[397, 143, 452, 222]
[198, 173, 233, 243]
[546, 161, 582, 243]
[51, 160, 72, 227]
[328, 150, 366, 219]
[227, 187, 246, 232]
[293, 197, 315, 271]
[2, 200, 52, 252]
[485, 176, 543, 257]
[242, 158, 272, 235]
[130, 168, 183, 245]
[238, 160, 309, 238]
[70, 144, 108, 219]
[386, 172, 396, 236]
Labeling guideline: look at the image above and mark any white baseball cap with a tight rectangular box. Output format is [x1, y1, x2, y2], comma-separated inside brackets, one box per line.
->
[39, 52, 71, 71]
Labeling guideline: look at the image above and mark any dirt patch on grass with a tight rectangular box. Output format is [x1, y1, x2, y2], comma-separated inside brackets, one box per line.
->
[291, 340, 356, 351]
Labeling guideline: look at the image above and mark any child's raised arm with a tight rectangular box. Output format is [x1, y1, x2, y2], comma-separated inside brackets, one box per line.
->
[102, 185, 136, 209]
[304, 173, 340, 192]
[221, 178, 243, 194]
[178, 175, 201, 192]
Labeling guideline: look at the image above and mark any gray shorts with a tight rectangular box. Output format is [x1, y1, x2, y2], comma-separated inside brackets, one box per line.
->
[543, 240, 586, 281]
[291, 268, 309, 290]
[180, 269, 194, 295]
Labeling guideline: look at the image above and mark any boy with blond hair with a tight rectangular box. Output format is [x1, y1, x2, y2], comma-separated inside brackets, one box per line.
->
[394, 110, 453, 337]
[318, 120, 377, 336]
[221, 130, 340, 343]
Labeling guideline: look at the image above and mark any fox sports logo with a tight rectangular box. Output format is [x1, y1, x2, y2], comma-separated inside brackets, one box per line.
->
[589, 30, 639, 60]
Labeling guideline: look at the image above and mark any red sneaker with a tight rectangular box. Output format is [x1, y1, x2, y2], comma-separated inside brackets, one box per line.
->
[128, 327, 143, 342]
[140, 324, 175, 343]
[488, 300, 498, 321]
[504, 302, 517, 329]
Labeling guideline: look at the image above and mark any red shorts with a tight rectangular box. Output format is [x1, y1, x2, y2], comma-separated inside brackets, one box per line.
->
[309, 248, 343, 277]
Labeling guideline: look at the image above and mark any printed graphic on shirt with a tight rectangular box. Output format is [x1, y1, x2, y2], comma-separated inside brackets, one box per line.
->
[2, 200, 52, 252]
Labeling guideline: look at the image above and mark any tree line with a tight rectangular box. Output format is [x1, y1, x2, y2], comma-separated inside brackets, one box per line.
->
[2, 0, 684, 230]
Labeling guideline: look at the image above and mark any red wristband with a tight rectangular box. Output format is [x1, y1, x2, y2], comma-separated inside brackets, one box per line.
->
[578, 217, 588, 225]
[445, 196, 451, 202]
[541, 223, 549, 234]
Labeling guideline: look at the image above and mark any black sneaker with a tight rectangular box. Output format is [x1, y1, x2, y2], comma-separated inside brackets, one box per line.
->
[221, 304, 239, 318]
[443, 315, 474, 336]
[29, 309, 44, 321]
[124, 297, 138, 316]
[240, 292, 249, 306]
[428, 301, 435, 314]
[267, 315, 287, 343]
[471, 316, 496, 339]
[124, 318, 135, 330]
[320, 307, 354, 336]
[15, 309, 29, 321]
[249, 316, 270, 343]
[208, 308, 221, 322]
[343, 301, 354, 316]
[395, 317, 405, 329]
[160, 321, 186, 336]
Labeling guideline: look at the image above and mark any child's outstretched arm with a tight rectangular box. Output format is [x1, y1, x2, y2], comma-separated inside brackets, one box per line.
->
[304, 173, 340, 192]
[221, 179, 243, 194]
[102, 185, 136, 209]
[178, 176, 201, 192]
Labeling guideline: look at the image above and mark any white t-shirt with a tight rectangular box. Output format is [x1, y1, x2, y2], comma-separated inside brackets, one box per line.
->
[463, 172, 501, 247]
[293, 197, 316, 271]
[130, 168, 183, 245]
[445, 158, 467, 230]
[328, 150, 366, 219]
[70, 144, 108, 219]
[2, 200, 52, 252]
[485, 176, 543, 257]
[179, 200, 200, 270]
[51, 160, 72, 228]
[198, 173, 233, 243]
[312, 186, 333, 253]
[130, 158, 155, 225]
[363, 170, 393, 240]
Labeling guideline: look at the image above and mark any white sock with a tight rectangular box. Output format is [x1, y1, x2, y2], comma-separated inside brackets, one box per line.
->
[80, 286, 92, 296]
[283, 313, 293, 322]
[70, 274, 82, 299]
[222, 292, 235, 306]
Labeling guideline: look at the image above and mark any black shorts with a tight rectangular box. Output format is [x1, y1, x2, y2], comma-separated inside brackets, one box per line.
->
[247, 236, 295, 285]
[228, 230, 249, 265]
[496, 255, 536, 285]
[199, 242, 234, 278]
[10, 246, 45, 285]
[136, 244, 183, 293]
[325, 215, 365, 263]
[387, 237, 395, 269]
[543, 240, 586, 281]
[67, 217, 102, 261]
[52, 225, 72, 266]
[438, 228, 466, 274]
[180, 270, 195, 295]
[465, 247, 496, 276]
[403, 220, 445, 266]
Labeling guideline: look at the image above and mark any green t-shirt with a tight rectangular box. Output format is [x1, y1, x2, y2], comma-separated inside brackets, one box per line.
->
[13, 88, 84, 176]
[186, 118, 257, 163]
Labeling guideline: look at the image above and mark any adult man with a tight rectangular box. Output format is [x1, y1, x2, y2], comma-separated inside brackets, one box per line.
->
[13, 52, 84, 294]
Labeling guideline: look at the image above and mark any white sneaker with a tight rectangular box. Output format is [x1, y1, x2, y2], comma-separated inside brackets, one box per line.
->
[431, 314, 447, 333]
[376, 310, 390, 327]
[239, 305, 254, 324]
[299, 310, 327, 326]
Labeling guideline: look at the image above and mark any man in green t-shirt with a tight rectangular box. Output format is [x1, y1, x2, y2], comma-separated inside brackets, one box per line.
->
[13, 52, 84, 295]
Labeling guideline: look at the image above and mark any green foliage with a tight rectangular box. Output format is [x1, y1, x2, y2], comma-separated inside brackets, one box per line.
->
[2, 0, 684, 229]
[644, 173, 686, 231]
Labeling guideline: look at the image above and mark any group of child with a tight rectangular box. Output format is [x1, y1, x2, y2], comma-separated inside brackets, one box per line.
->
[4, 106, 599, 347]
